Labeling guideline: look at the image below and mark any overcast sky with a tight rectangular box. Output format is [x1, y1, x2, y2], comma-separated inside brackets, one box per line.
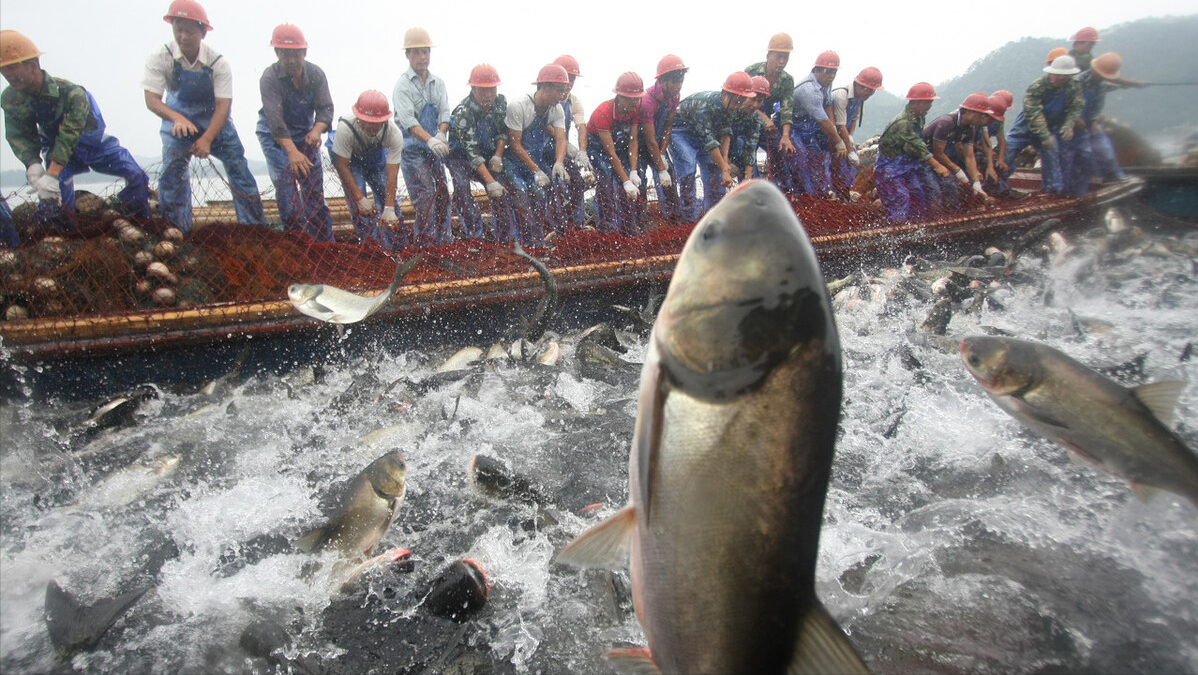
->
[1, 0, 1194, 174]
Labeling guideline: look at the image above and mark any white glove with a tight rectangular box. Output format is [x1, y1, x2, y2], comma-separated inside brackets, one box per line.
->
[622, 179, 639, 198]
[567, 142, 581, 159]
[35, 174, 61, 203]
[575, 153, 593, 172]
[485, 180, 506, 199]
[25, 163, 45, 186]
[488, 155, 504, 174]
[629, 173, 643, 189]
[427, 135, 450, 157]
[551, 161, 569, 183]
[658, 171, 673, 188]
[357, 195, 375, 214]
[534, 169, 551, 188]
[971, 181, 987, 196]
[380, 206, 399, 224]
[436, 131, 448, 144]
[848, 151, 860, 166]
[953, 169, 969, 184]
[833, 140, 847, 157]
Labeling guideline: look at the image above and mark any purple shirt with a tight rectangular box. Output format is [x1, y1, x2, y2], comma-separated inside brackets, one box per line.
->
[639, 82, 679, 127]
[921, 111, 975, 148]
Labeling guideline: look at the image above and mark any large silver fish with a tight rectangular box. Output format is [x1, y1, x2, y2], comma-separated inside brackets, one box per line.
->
[558, 180, 867, 674]
[288, 255, 422, 324]
[294, 450, 407, 560]
[960, 335, 1198, 508]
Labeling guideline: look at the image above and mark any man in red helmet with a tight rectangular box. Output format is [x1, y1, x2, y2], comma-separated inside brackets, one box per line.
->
[828, 66, 882, 201]
[143, 0, 263, 232]
[551, 54, 591, 229]
[1069, 27, 1099, 72]
[637, 55, 687, 223]
[447, 64, 516, 242]
[873, 82, 949, 223]
[586, 72, 644, 234]
[920, 92, 996, 213]
[1003, 55, 1084, 195]
[745, 33, 798, 190]
[726, 76, 770, 183]
[330, 90, 404, 249]
[788, 50, 846, 197]
[669, 72, 755, 222]
[504, 64, 571, 245]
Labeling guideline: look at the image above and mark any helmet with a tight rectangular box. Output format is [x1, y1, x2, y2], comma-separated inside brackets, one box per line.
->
[1071, 27, 1100, 42]
[750, 75, 772, 96]
[533, 63, 570, 85]
[986, 95, 1008, 122]
[906, 82, 939, 100]
[0, 30, 44, 68]
[992, 89, 1014, 107]
[468, 64, 501, 87]
[722, 71, 755, 97]
[814, 50, 840, 69]
[1091, 52, 1122, 79]
[1044, 55, 1081, 75]
[352, 90, 392, 122]
[1046, 47, 1068, 65]
[613, 71, 645, 98]
[270, 24, 307, 49]
[655, 54, 688, 78]
[403, 27, 433, 49]
[854, 66, 884, 90]
[767, 33, 793, 53]
[961, 92, 993, 115]
[163, 0, 213, 31]
[553, 55, 581, 77]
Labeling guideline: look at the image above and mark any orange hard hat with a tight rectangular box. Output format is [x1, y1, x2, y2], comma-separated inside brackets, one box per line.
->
[814, 50, 840, 69]
[1046, 47, 1068, 65]
[468, 63, 501, 87]
[0, 30, 44, 67]
[986, 95, 1008, 122]
[270, 23, 307, 49]
[613, 71, 645, 98]
[1071, 27, 1100, 42]
[722, 71, 756, 97]
[656, 54, 688, 79]
[854, 66, 884, 90]
[961, 92, 993, 115]
[1091, 52, 1122, 79]
[533, 63, 570, 85]
[992, 89, 1014, 107]
[767, 33, 794, 53]
[750, 75, 772, 96]
[906, 82, 939, 100]
[352, 90, 392, 123]
[553, 54, 581, 77]
[163, 0, 213, 31]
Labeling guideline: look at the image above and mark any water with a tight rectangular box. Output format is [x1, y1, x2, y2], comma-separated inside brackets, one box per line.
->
[2, 206, 1197, 674]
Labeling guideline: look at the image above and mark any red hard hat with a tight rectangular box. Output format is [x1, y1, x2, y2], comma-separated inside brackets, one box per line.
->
[1071, 26, 1100, 42]
[854, 66, 884, 90]
[163, 0, 213, 31]
[721, 71, 755, 97]
[906, 82, 939, 100]
[468, 63, 501, 87]
[553, 54, 581, 77]
[814, 50, 840, 69]
[986, 95, 1008, 122]
[613, 71, 645, 98]
[656, 54, 688, 79]
[750, 75, 772, 96]
[993, 89, 1014, 107]
[961, 92, 993, 115]
[533, 63, 570, 85]
[352, 90, 391, 123]
[270, 23, 307, 49]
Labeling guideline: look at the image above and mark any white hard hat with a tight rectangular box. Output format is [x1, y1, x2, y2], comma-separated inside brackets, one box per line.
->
[1043, 55, 1081, 75]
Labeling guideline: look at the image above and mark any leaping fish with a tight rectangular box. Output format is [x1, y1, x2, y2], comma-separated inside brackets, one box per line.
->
[288, 255, 422, 324]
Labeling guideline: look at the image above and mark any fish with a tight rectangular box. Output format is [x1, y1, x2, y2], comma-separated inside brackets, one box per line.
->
[506, 243, 558, 342]
[288, 255, 422, 324]
[557, 180, 867, 674]
[436, 346, 484, 373]
[45, 580, 152, 659]
[294, 450, 408, 560]
[960, 336, 1198, 508]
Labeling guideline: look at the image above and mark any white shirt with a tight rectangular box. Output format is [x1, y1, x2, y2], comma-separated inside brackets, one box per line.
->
[331, 118, 404, 165]
[504, 94, 566, 132]
[141, 41, 233, 99]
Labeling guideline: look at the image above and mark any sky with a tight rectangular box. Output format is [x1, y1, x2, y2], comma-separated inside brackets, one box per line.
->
[1, 0, 1195, 174]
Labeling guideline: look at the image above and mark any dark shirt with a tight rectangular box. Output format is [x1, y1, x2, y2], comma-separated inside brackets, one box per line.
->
[450, 93, 509, 169]
[922, 111, 976, 148]
[878, 105, 932, 161]
[674, 91, 735, 152]
[258, 61, 334, 140]
[744, 62, 795, 127]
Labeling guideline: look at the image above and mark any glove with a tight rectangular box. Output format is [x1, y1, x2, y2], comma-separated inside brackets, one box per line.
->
[622, 180, 639, 198]
[25, 163, 45, 186]
[380, 206, 399, 224]
[551, 161, 569, 183]
[485, 180, 506, 199]
[953, 169, 969, 184]
[1041, 136, 1058, 152]
[426, 135, 450, 157]
[971, 181, 987, 196]
[629, 173, 643, 189]
[658, 171, 673, 188]
[35, 174, 61, 203]
[357, 196, 375, 214]
[575, 153, 593, 172]
[847, 151, 860, 166]
[567, 142, 581, 159]
[833, 140, 847, 158]
[488, 155, 504, 174]
[534, 169, 551, 188]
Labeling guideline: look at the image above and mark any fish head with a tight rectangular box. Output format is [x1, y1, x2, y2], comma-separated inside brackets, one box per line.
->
[367, 450, 407, 499]
[960, 336, 1041, 397]
[657, 179, 838, 399]
[288, 283, 320, 306]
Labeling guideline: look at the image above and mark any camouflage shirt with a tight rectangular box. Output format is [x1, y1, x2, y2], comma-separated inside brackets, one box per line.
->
[878, 105, 932, 162]
[1, 70, 98, 168]
[1022, 75, 1083, 140]
[674, 91, 736, 153]
[1069, 49, 1093, 73]
[449, 93, 509, 169]
[729, 109, 764, 170]
[744, 62, 795, 127]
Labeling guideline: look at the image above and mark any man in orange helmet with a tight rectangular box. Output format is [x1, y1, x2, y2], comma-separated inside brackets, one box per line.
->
[504, 64, 571, 245]
[669, 72, 756, 222]
[920, 93, 996, 213]
[828, 66, 882, 201]
[447, 64, 516, 242]
[330, 90, 404, 249]
[637, 55, 687, 224]
[551, 54, 591, 230]
[873, 82, 949, 223]
[1073, 51, 1133, 189]
[745, 34, 798, 190]
[788, 50, 846, 196]
[587, 72, 644, 234]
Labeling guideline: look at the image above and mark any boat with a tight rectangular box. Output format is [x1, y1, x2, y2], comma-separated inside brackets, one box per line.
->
[0, 176, 1143, 401]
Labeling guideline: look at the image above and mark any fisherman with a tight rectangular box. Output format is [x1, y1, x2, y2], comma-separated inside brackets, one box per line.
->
[1076, 52, 1130, 187]
[255, 23, 335, 240]
[330, 90, 403, 250]
[637, 55, 686, 224]
[975, 93, 1011, 195]
[447, 64, 515, 242]
[828, 66, 883, 201]
[586, 72, 644, 234]
[551, 55, 591, 230]
[392, 27, 453, 247]
[1068, 27, 1099, 72]
[726, 76, 769, 183]
[326, 111, 390, 243]
[920, 92, 995, 214]
[789, 51, 846, 196]
[1, 30, 151, 229]
[873, 82, 948, 223]
[670, 72, 756, 222]
[504, 64, 571, 245]
[142, 0, 263, 233]
[1004, 55, 1084, 195]
[744, 34, 797, 190]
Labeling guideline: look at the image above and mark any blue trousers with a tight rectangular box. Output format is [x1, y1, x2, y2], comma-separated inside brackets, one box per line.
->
[160, 122, 263, 232]
[1004, 126, 1075, 195]
[444, 156, 487, 240]
[0, 198, 17, 247]
[1065, 127, 1095, 195]
[56, 136, 151, 219]
[258, 134, 334, 241]
[1090, 126, 1124, 180]
[401, 144, 452, 247]
[830, 154, 857, 200]
[671, 130, 726, 223]
[504, 166, 550, 246]
[874, 153, 928, 223]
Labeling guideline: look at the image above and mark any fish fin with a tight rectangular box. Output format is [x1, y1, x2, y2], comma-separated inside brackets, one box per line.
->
[1130, 381, 1184, 427]
[1130, 482, 1161, 503]
[293, 528, 325, 553]
[1064, 447, 1089, 466]
[787, 600, 870, 675]
[45, 580, 151, 657]
[605, 647, 662, 675]
[635, 347, 666, 524]
[556, 505, 636, 569]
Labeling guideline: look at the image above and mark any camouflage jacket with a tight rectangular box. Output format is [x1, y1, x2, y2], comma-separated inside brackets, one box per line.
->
[1023, 75, 1083, 140]
[674, 91, 735, 153]
[745, 62, 795, 127]
[878, 105, 932, 162]
[729, 110, 764, 170]
[1, 70, 97, 168]
[449, 93, 509, 169]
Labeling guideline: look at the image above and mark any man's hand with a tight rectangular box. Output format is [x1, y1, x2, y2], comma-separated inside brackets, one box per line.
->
[1041, 136, 1058, 152]
[488, 155, 504, 174]
[171, 118, 199, 138]
[357, 195, 375, 215]
[534, 169, 551, 188]
[832, 140, 848, 160]
[25, 163, 45, 186]
[551, 161, 569, 183]
[485, 180, 505, 199]
[848, 151, 860, 166]
[288, 148, 313, 177]
[35, 174, 61, 203]
[622, 180, 639, 198]
[657, 170, 673, 188]
[190, 136, 213, 158]
[304, 128, 322, 148]
[427, 135, 450, 157]
[780, 135, 795, 153]
[380, 206, 399, 224]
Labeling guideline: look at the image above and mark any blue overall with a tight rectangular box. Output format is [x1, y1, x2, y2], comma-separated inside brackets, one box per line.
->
[326, 125, 401, 250]
[756, 102, 788, 189]
[829, 91, 863, 200]
[0, 197, 17, 248]
[447, 112, 511, 241]
[1004, 86, 1077, 195]
[160, 55, 263, 232]
[974, 122, 1011, 195]
[256, 86, 334, 241]
[636, 99, 681, 223]
[507, 104, 559, 245]
[400, 101, 452, 247]
[1074, 73, 1114, 189]
[874, 151, 929, 223]
[587, 111, 640, 234]
[551, 98, 586, 229]
[789, 74, 832, 196]
[669, 124, 729, 224]
[35, 89, 151, 220]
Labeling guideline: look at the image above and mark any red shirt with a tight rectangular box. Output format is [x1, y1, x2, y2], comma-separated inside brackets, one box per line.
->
[587, 98, 640, 133]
